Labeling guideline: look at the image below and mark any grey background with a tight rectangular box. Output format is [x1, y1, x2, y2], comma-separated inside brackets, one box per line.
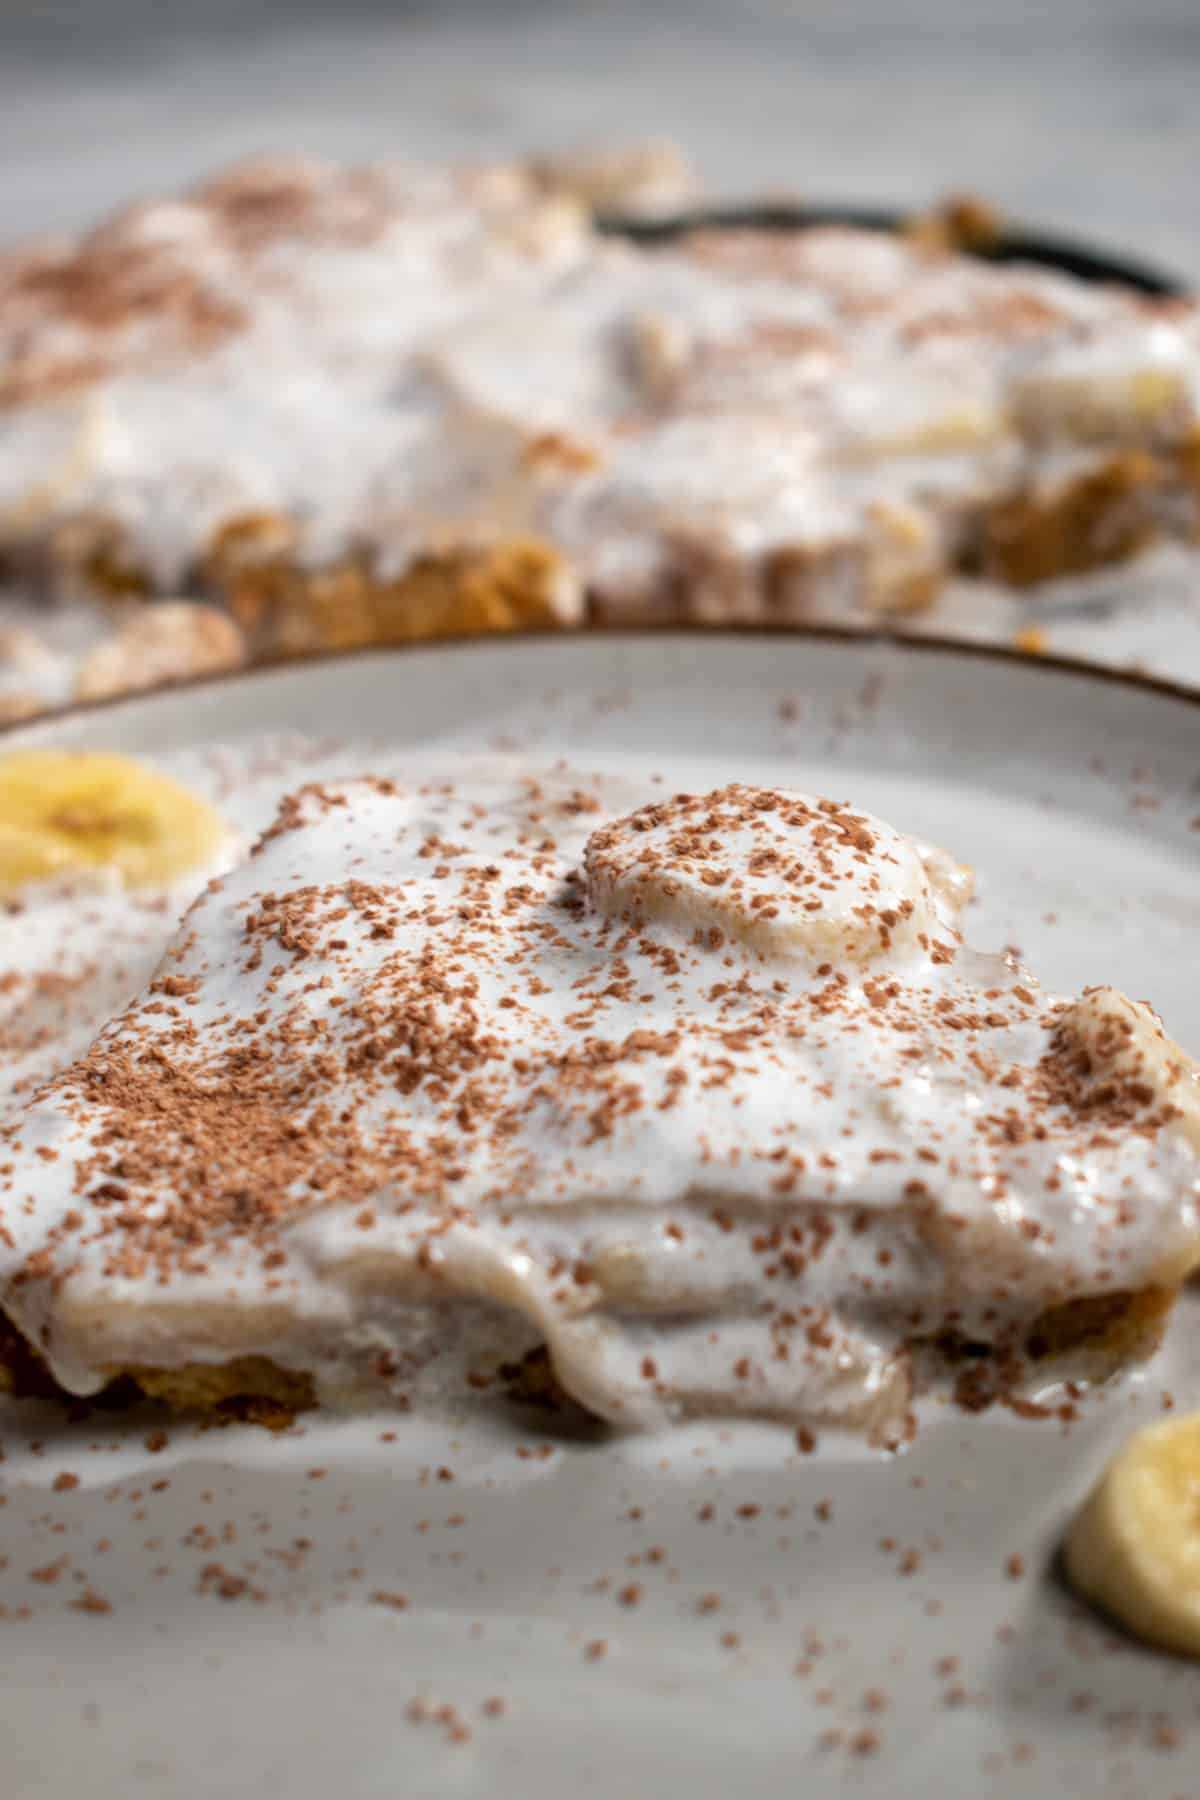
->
[1, 0, 1198, 279]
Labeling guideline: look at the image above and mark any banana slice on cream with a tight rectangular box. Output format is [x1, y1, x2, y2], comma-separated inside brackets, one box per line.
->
[0, 750, 228, 893]
[1065, 1413, 1200, 1657]
[584, 784, 965, 964]
[1056, 986, 1200, 1152]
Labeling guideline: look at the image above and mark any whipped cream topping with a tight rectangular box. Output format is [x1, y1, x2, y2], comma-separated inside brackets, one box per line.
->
[0, 735, 375, 1119]
[2, 769, 1198, 1438]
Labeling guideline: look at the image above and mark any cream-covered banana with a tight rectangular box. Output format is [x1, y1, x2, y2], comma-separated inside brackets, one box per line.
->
[0, 750, 227, 892]
[1058, 986, 1200, 1152]
[1010, 333, 1189, 445]
[585, 783, 967, 964]
[1065, 1413, 1200, 1656]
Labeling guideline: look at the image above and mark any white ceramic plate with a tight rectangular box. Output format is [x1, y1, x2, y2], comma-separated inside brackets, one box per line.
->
[4, 631, 1200, 1800]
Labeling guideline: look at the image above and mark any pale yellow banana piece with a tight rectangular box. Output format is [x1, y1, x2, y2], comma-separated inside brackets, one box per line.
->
[585, 789, 968, 967]
[1011, 359, 1187, 445]
[1065, 1413, 1200, 1656]
[0, 750, 227, 893]
[1059, 986, 1200, 1152]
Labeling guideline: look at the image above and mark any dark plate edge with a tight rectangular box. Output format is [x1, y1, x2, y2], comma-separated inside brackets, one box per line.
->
[596, 201, 1189, 297]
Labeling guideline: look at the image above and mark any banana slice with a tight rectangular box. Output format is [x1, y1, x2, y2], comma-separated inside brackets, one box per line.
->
[0, 750, 228, 893]
[1011, 341, 1189, 446]
[1065, 1413, 1200, 1657]
[584, 784, 964, 965]
[1057, 986, 1200, 1152]
[845, 396, 1008, 460]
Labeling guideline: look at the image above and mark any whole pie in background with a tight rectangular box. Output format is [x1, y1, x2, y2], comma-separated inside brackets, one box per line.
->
[2, 143, 1199, 716]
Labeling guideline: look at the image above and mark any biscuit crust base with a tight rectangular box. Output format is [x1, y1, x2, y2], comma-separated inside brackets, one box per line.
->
[13, 431, 1200, 701]
[0, 1284, 1179, 1432]
[38, 518, 580, 658]
[0, 1316, 312, 1430]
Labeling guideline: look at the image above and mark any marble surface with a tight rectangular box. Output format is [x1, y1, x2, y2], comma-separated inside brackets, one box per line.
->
[2, 0, 1200, 689]
[2, 0, 1198, 279]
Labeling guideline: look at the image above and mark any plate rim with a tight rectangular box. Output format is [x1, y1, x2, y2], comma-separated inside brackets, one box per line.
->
[3, 622, 1200, 1800]
[5, 621, 1200, 745]
[598, 199, 1189, 296]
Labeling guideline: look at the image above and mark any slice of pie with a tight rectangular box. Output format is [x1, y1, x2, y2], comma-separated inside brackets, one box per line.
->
[1, 767, 1197, 1441]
